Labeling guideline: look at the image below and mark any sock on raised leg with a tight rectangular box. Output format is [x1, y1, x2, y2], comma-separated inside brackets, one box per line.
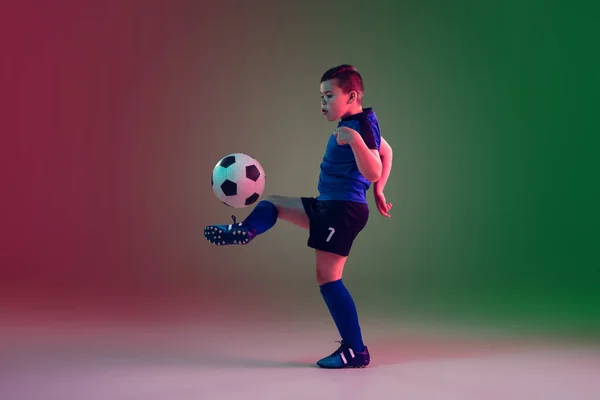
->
[243, 200, 279, 235]
[319, 279, 365, 352]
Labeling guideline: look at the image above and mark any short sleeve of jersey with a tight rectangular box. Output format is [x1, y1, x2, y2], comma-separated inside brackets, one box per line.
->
[359, 119, 381, 150]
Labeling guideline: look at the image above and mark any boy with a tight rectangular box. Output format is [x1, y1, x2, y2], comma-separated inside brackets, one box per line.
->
[204, 64, 393, 368]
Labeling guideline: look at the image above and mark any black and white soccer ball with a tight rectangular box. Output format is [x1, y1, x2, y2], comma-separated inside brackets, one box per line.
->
[211, 153, 266, 208]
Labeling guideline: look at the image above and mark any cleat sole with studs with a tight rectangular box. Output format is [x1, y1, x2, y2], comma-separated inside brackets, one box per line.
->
[204, 225, 251, 246]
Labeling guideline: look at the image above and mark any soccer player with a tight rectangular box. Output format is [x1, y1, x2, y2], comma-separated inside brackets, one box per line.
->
[204, 64, 393, 368]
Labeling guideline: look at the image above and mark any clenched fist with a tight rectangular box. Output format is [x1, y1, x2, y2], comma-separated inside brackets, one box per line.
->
[333, 126, 358, 145]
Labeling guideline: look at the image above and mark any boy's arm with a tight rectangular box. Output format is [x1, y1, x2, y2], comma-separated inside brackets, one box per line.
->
[349, 136, 382, 183]
[334, 126, 382, 182]
[351, 144, 382, 183]
[374, 136, 393, 193]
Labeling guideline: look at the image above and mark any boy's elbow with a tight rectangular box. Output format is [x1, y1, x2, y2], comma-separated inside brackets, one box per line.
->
[368, 167, 382, 182]
[374, 171, 382, 182]
[381, 144, 393, 158]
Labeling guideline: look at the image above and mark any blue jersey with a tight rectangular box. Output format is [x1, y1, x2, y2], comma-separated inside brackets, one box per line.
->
[317, 107, 382, 203]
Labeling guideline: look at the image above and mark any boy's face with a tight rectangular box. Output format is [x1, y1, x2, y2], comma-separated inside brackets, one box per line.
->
[320, 79, 354, 122]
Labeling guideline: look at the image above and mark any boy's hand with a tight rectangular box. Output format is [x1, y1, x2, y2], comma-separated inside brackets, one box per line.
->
[333, 127, 359, 145]
[374, 191, 392, 217]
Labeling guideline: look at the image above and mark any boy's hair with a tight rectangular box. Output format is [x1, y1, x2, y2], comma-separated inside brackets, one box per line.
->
[321, 64, 364, 103]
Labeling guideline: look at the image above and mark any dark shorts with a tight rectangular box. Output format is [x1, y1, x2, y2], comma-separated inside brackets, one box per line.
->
[301, 197, 369, 257]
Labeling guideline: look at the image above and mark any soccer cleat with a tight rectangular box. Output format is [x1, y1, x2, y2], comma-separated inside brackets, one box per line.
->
[316, 341, 370, 369]
[204, 215, 256, 246]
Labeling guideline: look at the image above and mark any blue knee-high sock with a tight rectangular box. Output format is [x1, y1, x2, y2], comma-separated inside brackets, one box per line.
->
[320, 279, 365, 351]
[243, 200, 278, 235]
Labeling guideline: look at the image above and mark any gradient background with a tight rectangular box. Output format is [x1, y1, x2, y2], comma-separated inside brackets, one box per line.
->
[1, 0, 598, 337]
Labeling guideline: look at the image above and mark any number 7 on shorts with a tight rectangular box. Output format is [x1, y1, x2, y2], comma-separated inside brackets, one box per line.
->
[326, 227, 336, 242]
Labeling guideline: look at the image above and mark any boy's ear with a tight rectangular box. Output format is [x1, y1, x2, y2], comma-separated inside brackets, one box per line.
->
[348, 91, 357, 103]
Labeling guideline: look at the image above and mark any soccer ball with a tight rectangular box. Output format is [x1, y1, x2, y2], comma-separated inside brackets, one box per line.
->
[211, 153, 266, 208]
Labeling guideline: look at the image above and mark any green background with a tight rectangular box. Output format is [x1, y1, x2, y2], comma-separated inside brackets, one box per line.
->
[2, 0, 598, 336]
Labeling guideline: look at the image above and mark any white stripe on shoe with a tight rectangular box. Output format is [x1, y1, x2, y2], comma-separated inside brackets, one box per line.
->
[349, 348, 355, 358]
[340, 353, 347, 364]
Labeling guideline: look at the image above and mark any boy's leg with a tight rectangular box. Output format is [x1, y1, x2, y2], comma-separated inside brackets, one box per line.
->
[204, 195, 309, 245]
[259, 195, 309, 230]
[303, 200, 370, 368]
[315, 249, 369, 369]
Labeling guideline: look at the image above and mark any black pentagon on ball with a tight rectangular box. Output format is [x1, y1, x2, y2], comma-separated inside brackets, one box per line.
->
[245, 193, 260, 206]
[210, 174, 213, 187]
[221, 179, 237, 196]
[246, 164, 260, 181]
[219, 155, 236, 168]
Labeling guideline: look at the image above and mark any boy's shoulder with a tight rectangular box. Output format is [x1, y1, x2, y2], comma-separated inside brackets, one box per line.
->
[338, 108, 381, 150]
[339, 108, 377, 125]
[339, 107, 380, 134]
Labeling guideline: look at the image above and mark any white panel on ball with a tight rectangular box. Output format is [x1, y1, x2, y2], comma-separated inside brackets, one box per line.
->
[211, 165, 228, 200]
[254, 174, 266, 200]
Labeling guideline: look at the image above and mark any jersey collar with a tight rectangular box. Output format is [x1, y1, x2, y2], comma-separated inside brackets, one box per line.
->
[340, 107, 374, 122]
